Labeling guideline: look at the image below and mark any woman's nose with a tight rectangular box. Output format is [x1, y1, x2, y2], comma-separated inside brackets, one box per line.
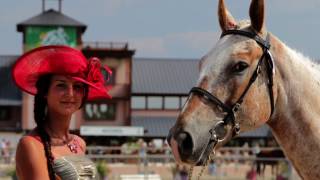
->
[65, 86, 75, 97]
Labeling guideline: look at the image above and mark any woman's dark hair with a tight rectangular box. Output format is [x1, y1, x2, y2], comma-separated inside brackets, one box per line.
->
[34, 74, 89, 180]
[80, 84, 89, 108]
[34, 74, 56, 180]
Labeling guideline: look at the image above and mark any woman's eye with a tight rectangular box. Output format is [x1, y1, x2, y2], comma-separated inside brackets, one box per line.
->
[57, 83, 67, 88]
[74, 84, 84, 91]
[232, 61, 249, 73]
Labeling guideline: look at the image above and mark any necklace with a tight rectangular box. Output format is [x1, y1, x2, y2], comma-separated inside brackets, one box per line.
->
[46, 127, 79, 154]
[67, 139, 79, 153]
[50, 135, 72, 146]
[50, 135, 79, 154]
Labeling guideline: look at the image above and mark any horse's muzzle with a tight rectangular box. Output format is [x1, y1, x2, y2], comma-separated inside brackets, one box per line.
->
[167, 128, 196, 163]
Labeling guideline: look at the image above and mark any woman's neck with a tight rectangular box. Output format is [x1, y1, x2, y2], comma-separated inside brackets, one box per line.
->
[46, 112, 72, 139]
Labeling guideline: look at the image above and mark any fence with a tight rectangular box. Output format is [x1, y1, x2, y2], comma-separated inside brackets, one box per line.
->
[1, 146, 300, 180]
[85, 146, 297, 180]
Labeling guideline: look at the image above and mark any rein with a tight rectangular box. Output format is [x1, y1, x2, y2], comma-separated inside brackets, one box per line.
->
[187, 29, 275, 179]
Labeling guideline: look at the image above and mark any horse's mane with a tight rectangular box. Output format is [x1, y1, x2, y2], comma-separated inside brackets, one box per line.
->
[284, 46, 320, 79]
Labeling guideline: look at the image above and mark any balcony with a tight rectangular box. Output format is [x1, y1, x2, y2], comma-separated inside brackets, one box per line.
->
[82, 41, 128, 50]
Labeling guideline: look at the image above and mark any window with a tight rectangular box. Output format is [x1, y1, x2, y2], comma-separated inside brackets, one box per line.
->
[105, 68, 115, 85]
[147, 96, 162, 109]
[84, 102, 116, 120]
[131, 96, 146, 109]
[131, 96, 190, 110]
[0, 106, 10, 121]
[164, 97, 180, 109]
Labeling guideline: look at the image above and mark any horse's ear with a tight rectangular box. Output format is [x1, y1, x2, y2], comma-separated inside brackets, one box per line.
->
[249, 0, 265, 33]
[218, 0, 237, 31]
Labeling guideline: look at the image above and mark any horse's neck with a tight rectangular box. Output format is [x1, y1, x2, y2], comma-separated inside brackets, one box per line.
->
[267, 35, 320, 179]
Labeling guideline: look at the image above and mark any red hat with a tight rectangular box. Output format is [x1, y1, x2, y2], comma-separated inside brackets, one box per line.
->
[12, 45, 112, 100]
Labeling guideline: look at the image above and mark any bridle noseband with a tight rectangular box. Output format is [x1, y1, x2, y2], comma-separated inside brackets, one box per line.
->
[188, 29, 275, 163]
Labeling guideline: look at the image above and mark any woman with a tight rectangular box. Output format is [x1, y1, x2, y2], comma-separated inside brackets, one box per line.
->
[13, 45, 112, 180]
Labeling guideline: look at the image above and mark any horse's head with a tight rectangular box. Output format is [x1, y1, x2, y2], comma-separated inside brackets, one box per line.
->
[167, 0, 277, 165]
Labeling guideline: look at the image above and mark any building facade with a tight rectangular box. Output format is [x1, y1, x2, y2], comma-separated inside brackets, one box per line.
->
[0, 6, 274, 146]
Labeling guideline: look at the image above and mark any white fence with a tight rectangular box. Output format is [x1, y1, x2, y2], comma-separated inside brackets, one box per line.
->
[84, 146, 298, 180]
[1, 146, 300, 180]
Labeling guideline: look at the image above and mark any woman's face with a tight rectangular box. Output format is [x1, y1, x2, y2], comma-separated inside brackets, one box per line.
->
[46, 75, 85, 116]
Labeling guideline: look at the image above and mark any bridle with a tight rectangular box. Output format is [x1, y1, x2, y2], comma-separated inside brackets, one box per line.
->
[189, 29, 275, 164]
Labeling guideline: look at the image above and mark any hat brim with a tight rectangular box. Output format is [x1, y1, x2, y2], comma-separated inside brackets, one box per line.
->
[12, 45, 112, 100]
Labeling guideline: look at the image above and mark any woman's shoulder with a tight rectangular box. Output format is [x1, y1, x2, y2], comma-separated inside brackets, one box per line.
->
[16, 131, 50, 179]
[17, 131, 45, 157]
[16, 130, 46, 162]
[19, 130, 43, 145]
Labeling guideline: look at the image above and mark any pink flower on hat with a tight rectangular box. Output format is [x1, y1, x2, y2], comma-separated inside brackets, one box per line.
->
[87, 57, 103, 83]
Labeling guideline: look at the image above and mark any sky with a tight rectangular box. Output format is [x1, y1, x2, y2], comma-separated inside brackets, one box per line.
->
[1, 0, 320, 60]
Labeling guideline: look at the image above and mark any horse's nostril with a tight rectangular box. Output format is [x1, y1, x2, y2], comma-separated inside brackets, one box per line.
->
[176, 132, 193, 157]
[166, 132, 172, 146]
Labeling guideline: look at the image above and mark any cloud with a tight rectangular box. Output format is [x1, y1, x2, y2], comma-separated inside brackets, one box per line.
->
[99, 0, 150, 16]
[268, 0, 320, 13]
[62, 0, 132, 17]
[166, 31, 220, 51]
[0, 3, 38, 24]
[127, 37, 167, 57]
[124, 31, 221, 58]
[101, 0, 128, 16]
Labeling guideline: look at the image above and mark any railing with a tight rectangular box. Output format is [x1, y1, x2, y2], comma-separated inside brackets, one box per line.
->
[82, 41, 128, 50]
[85, 146, 288, 162]
[1, 146, 300, 180]
[85, 146, 297, 179]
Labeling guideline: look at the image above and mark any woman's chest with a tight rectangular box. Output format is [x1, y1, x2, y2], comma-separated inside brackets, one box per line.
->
[53, 155, 98, 180]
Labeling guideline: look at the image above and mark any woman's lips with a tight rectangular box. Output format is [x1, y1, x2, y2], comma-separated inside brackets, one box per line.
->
[60, 101, 77, 107]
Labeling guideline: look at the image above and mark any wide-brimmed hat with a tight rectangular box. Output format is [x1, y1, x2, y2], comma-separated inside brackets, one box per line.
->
[12, 45, 112, 100]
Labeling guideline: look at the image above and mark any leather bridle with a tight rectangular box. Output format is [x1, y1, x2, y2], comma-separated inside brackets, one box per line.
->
[189, 29, 275, 164]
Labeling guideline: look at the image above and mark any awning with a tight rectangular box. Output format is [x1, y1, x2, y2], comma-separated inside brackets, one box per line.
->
[0, 99, 22, 106]
[80, 125, 144, 137]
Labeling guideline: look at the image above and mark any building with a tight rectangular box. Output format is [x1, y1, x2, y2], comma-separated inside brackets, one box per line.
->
[0, 56, 22, 131]
[131, 58, 196, 139]
[0, 3, 274, 147]
[0, 54, 273, 146]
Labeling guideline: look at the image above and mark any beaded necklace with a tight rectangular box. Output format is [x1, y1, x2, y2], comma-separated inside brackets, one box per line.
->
[48, 133, 80, 154]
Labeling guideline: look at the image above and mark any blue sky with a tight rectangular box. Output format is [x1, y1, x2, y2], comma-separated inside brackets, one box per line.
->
[1, 0, 320, 59]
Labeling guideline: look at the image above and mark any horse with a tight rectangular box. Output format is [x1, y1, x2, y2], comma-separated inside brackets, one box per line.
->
[256, 149, 285, 177]
[167, 0, 320, 179]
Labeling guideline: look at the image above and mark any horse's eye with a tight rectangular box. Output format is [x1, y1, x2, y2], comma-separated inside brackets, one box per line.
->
[232, 61, 249, 73]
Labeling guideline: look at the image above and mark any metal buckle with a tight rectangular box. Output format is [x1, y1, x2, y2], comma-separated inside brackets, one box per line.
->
[234, 122, 240, 135]
[232, 103, 241, 113]
[210, 131, 218, 142]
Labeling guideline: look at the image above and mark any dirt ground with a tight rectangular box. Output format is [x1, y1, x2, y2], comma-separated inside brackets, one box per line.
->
[0, 161, 301, 180]
[105, 162, 300, 180]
